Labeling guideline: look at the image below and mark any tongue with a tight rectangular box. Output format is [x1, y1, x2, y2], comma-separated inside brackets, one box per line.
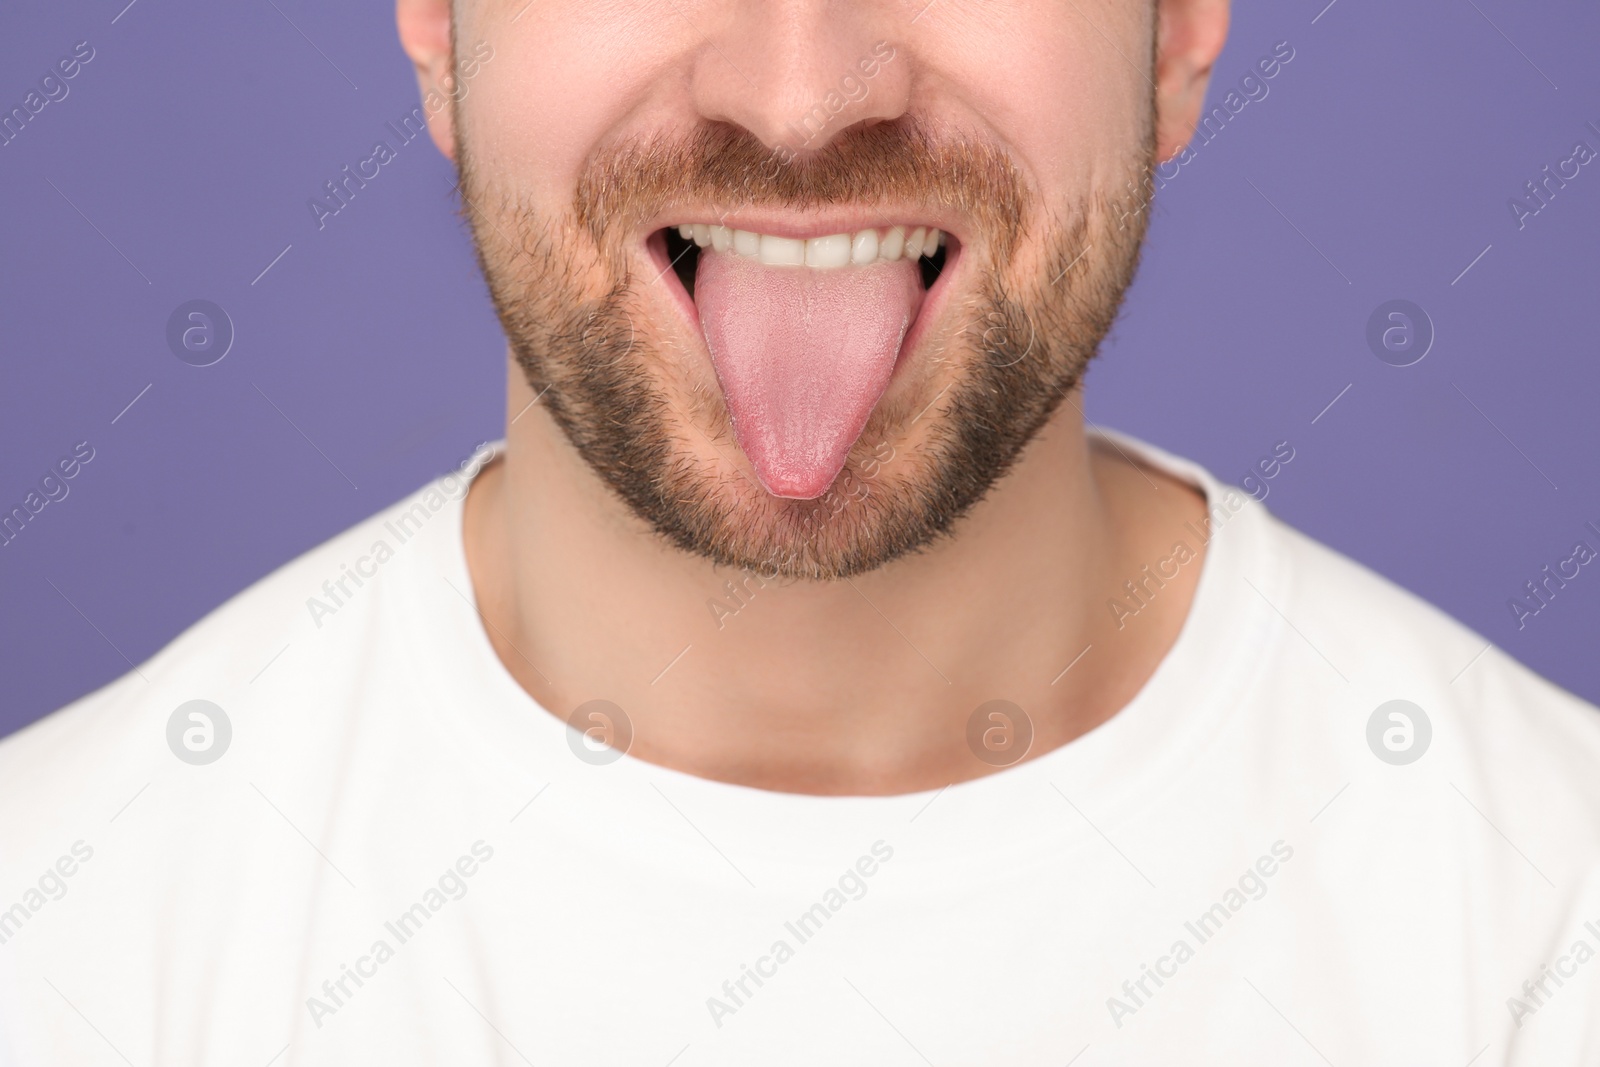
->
[696, 250, 922, 499]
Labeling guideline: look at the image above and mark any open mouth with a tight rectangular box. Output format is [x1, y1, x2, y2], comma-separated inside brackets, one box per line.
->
[662, 223, 951, 297]
[652, 222, 959, 500]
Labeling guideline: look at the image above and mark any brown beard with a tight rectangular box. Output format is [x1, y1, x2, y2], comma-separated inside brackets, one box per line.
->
[456, 116, 1152, 580]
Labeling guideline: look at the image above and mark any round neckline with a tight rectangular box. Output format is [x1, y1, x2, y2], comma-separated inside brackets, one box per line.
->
[396, 429, 1286, 868]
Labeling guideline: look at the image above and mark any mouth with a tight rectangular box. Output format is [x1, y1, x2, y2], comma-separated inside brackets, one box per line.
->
[661, 222, 952, 296]
[649, 220, 960, 500]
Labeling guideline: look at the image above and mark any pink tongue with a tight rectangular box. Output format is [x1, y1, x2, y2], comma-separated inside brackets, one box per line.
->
[696, 250, 922, 499]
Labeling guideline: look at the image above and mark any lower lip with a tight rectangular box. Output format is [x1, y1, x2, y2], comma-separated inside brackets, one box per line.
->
[643, 230, 964, 383]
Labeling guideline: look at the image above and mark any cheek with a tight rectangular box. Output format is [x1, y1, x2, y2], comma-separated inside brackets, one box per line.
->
[918, 9, 1150, 199]
[458, 6, 697, 208]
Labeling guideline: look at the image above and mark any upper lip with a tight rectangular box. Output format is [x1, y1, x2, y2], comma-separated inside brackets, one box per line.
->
[644, 209, 965, 245]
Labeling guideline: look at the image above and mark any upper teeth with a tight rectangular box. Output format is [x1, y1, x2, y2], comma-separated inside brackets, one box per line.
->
[677, 224, 945, 268]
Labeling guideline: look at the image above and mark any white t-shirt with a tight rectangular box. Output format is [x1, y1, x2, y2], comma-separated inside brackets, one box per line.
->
[2, 431, 1598, 1067]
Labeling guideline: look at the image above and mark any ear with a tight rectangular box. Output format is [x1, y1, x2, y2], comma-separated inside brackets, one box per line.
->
[396, 0, 457, 160]
[1153, 0, 1230, 163]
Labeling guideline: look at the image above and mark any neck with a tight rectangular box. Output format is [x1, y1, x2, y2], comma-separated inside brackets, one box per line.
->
[463, 362, 1209, 795]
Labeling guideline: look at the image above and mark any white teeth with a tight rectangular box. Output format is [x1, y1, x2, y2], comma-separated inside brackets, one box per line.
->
[805, 233, 852, 268]
[678, 223, 945, 269]
[879, 226, 905, 261]
[850, 228, 879, 265]
[904, 227, 927, 260]
[759, 234, 806, 266]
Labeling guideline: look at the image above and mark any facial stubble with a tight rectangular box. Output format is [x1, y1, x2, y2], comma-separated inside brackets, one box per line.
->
[456, 116, 1153, 581]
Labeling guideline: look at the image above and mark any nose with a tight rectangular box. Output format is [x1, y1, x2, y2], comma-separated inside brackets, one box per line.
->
[687, 1, 911, 157]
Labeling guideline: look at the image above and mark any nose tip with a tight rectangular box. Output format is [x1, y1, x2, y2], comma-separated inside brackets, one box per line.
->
[687, 11, 908, 158]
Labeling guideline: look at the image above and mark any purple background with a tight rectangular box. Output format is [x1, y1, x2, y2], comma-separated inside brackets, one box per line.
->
[2, 0, 1597, 737]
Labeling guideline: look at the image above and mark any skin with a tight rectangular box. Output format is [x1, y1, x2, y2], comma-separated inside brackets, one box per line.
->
[397, 0, 1231, 795]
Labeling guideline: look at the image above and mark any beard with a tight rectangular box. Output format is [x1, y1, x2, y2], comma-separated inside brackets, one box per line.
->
[456, 115, 1153, 580]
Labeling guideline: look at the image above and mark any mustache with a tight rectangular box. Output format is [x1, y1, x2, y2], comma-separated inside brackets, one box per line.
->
[571, 117, 1034, 262]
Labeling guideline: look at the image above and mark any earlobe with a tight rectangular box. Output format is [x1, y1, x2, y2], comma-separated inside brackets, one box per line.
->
[396, 0, 458, 160]
[1153, 0, 1231, 163]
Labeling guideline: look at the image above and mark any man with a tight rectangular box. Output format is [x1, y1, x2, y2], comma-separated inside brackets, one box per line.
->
[2, 0, 1597, 1063]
